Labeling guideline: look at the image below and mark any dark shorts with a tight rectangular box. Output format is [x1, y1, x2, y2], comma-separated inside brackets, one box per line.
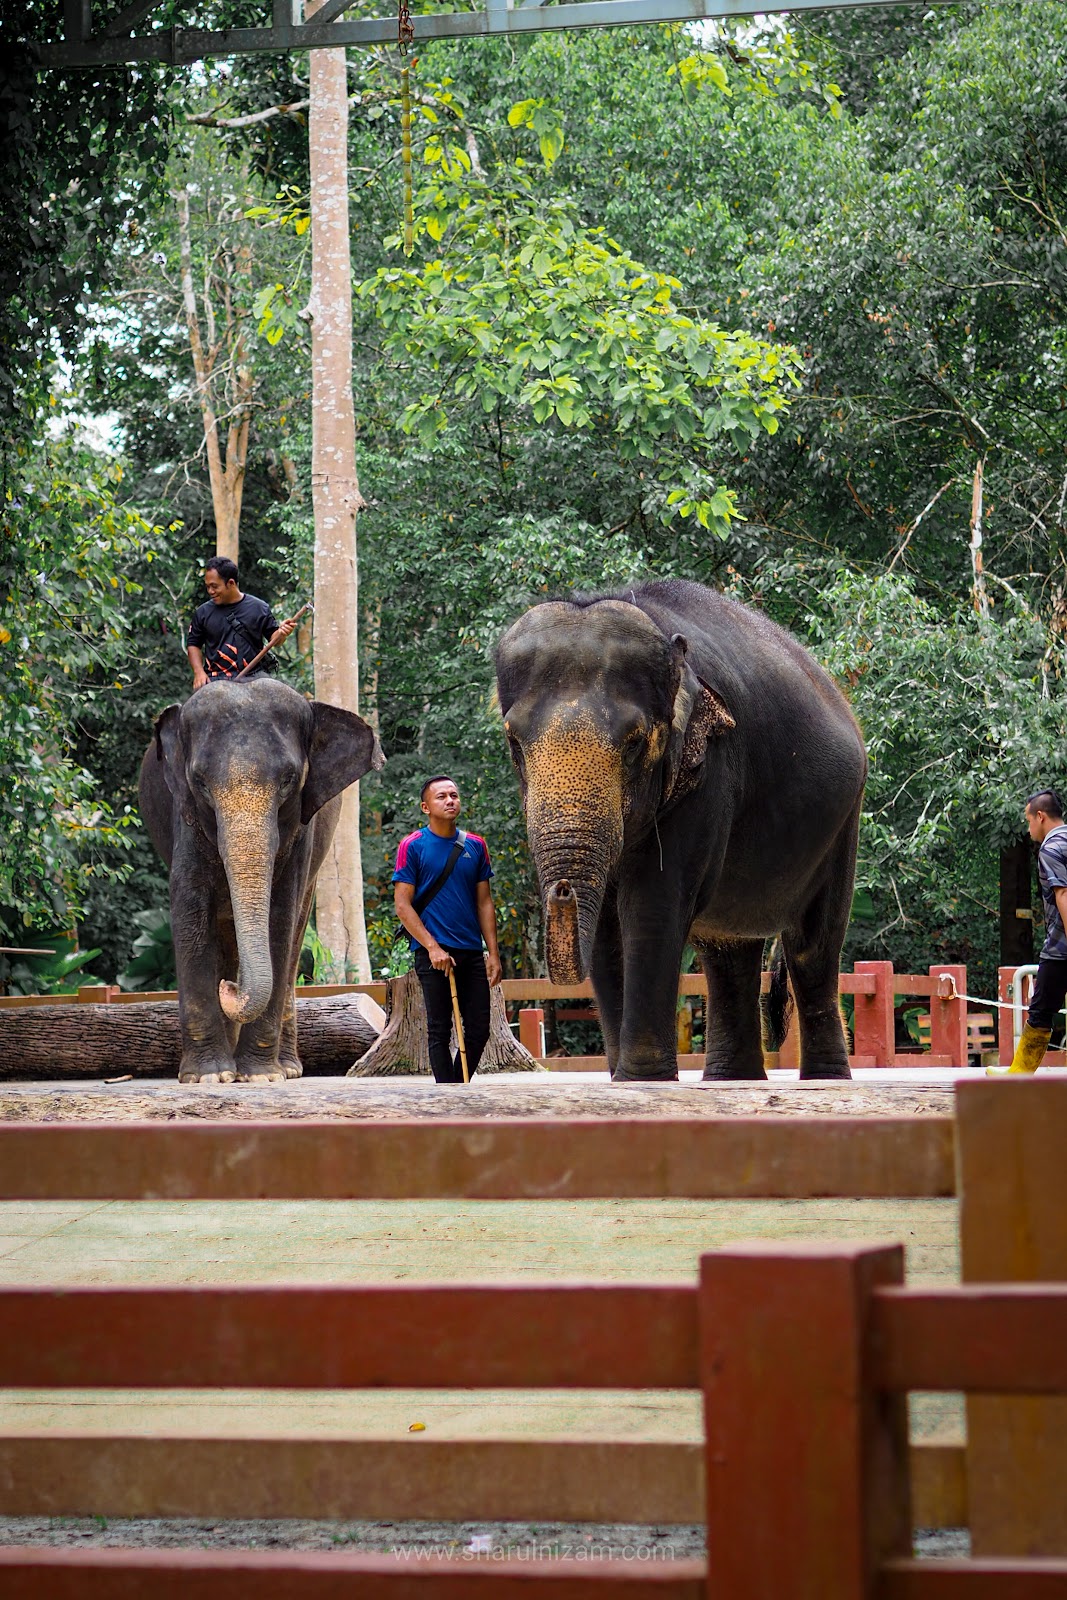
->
[1027, 958, 1067, 1030]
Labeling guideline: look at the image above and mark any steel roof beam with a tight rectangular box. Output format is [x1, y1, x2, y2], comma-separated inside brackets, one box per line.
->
[40, 0, 959, 70]
[100, 0, 170, 38]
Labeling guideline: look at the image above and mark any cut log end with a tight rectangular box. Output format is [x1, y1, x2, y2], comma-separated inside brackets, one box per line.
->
[349, 965, 544, 1078]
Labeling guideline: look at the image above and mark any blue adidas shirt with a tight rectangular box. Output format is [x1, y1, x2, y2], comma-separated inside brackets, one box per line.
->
[393, 827, 493, 952]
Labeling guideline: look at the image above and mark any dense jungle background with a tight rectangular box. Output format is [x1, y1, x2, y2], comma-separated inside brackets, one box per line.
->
[2, 0, 1066, 996]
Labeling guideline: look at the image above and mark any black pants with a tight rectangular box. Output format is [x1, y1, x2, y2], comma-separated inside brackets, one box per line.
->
[413, 947, 491, 1083]
[1028, 957, 1067, 1029]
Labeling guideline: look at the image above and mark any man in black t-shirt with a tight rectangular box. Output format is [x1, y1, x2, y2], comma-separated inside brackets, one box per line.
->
[186, 556, 296, 690]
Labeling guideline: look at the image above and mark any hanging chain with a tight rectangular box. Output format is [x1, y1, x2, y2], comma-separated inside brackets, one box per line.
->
[399, 0, 415, 256]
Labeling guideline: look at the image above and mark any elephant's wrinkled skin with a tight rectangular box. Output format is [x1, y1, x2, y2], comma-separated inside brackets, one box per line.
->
[495, 579, 867, 1082]
[139, 680, 384, 1083]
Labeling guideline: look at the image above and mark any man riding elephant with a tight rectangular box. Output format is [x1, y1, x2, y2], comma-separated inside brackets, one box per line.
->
[186, 555, 296, 689]
[140, 679, 384, 1083]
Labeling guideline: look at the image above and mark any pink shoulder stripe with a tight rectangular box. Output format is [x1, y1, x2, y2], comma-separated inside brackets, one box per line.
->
[466, 832, 491, 864]
[395, 830, 422, 871]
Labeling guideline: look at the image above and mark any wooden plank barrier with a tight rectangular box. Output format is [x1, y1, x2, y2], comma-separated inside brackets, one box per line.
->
[0, 962, 989, 1068]
[702, 1241, 1067, 1600]
[0, 1116, 957, 1201]
[11, 1084, 1067, 1592]
[0, 1549, 711, 1599]
[2, 1253, 1065, 1595]
[0, 1110, 960, 1549]
[958, 1078, 1067, 1558]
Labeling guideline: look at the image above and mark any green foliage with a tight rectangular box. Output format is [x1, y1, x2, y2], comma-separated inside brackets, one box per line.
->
[0, 432, 160, 938]
[360, 162, 799, 536]
[0, 935, 102, 998]
[506, 97, 566, 167]
[115, 908, 176, 992]
[0, 7, 169, 417]
[746, 558, 1064, 990]
[669, 22, 843, 117]
[297, 922, 338, 985]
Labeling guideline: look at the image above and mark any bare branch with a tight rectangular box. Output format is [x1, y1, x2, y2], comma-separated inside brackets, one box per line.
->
[187, 100, 310, 130]
[885, 477, 957, 574]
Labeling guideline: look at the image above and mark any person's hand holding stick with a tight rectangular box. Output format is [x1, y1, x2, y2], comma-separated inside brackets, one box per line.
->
[235, 601, 313, 680]
[448, 969, 470, 1083]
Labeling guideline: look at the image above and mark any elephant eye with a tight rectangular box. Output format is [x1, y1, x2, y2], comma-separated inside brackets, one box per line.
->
[507, 735, 526, 777]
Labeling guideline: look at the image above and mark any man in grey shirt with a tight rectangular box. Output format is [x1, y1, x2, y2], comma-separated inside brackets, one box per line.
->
[990, 787, 1067, 1075]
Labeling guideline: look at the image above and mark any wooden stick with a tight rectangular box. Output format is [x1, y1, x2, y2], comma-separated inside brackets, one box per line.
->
[235, 602, 313, 679]
[448, 968, 470, 1083]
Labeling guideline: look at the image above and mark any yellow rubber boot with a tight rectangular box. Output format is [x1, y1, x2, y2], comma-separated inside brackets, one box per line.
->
[986, 1024, 1052, 1076]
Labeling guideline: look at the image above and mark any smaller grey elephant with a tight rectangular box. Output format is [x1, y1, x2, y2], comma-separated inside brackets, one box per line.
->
[139, 679, 384, 1083]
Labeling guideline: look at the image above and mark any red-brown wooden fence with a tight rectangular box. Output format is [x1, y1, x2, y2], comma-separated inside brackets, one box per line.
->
[1, 1249, 1065, 1596]
[1, 1082, 1065, 1595]
[2, 962, 1050, 1069]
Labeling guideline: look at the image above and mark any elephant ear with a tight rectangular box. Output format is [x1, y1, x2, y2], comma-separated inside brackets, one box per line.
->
[302, 702, 386, 823]
[663, 635, 735, 806]
[153, 704, 195, 827]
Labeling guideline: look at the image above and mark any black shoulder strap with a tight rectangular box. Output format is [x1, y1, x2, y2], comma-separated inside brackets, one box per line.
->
[413, 831, 467, 916]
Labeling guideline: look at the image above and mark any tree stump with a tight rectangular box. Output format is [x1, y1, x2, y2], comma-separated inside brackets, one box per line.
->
[348, 966, 542, 1077]
[0, 993, 384, 1080]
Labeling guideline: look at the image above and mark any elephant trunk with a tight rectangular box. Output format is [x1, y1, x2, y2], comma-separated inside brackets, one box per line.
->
[216, 792, 279, 1025]
[526, 720, 624, 985]
[533, 834, 617, 984]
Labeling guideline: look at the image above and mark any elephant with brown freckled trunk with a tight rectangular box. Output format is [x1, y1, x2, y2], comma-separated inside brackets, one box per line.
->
[139, 680, 384, 1084]
[496, 580, 867, 1083]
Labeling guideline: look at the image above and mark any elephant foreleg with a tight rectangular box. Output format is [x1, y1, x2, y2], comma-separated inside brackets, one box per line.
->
[171, 842, 237, 1084]
[216, 905, 240, 1058]
[699, 938, 767, 1082]
[590, 887, 623, 1076]
[613, 883, 689, 1082]
[781, 810, 857, 1081]
[277, 880, 316, 1080]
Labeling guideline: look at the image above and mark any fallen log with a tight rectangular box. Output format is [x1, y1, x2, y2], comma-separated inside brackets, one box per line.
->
[349, 966, 541, 1077]
[0, 993, 385, 1080]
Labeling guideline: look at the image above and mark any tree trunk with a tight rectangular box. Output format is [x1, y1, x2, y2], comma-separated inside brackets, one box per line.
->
[1000, 838, 1035, 968]
[174, 187, 254, 564]
[349, 968, 542, 1077]
[0, 993, 384, 1080]
[307, 11, 371, 983]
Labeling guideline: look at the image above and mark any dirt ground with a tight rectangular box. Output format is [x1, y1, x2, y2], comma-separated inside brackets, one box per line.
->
[0, 1073, 958, 1121]
[0, 1516, 967, 1560]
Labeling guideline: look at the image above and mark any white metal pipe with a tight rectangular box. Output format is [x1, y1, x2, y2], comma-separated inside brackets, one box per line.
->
[1012, 964, 1040, 1050]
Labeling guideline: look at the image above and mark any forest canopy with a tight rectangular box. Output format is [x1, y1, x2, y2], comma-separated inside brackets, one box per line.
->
[3, 1, 1065, 995]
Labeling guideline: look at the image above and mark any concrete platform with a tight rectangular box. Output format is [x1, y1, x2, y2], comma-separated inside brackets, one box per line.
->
[0, 1066, 982, 1123]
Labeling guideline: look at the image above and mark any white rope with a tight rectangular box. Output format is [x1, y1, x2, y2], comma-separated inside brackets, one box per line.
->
[940, 974, 1066, 1018]
[941, 980, 1013, 1010]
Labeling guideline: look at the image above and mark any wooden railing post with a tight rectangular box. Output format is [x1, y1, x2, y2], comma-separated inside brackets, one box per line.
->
[852, 961, 895, 1066]
[928, 964, 968, 1067]
[997, 966, 1017, 1066]
[701, 1241, 910, 1600]
[959, 1078, 1067, 1556]
[518, 1007, 545, 1059]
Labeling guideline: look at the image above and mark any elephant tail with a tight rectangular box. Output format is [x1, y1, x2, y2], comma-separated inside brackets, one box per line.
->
[760, 941, 794, 1053]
